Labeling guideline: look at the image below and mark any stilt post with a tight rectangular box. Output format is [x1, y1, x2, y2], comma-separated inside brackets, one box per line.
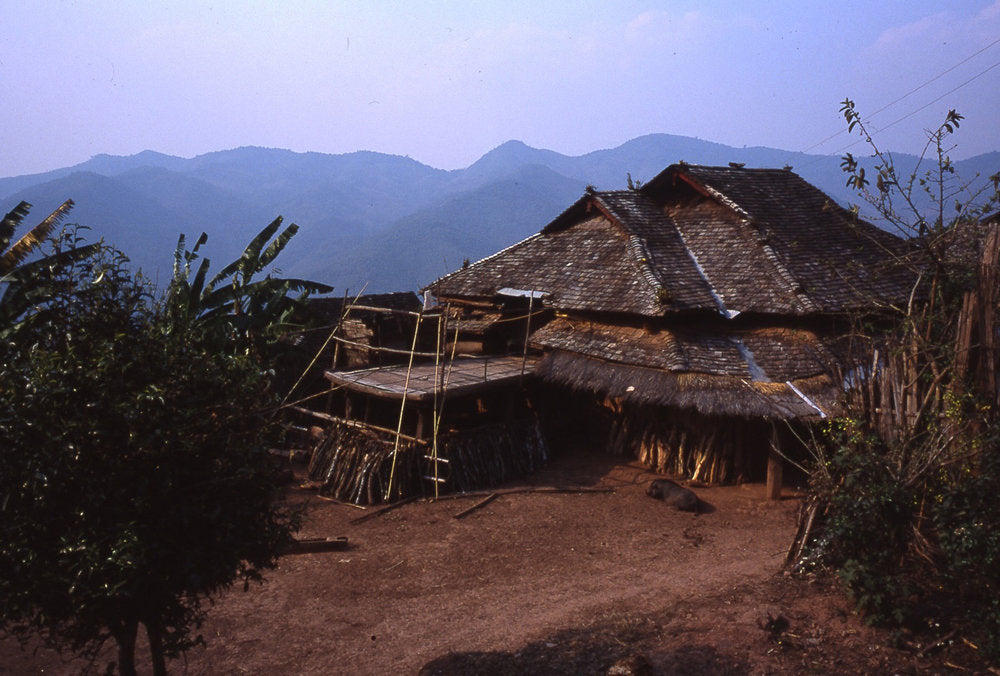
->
[766, 423, 783, 500]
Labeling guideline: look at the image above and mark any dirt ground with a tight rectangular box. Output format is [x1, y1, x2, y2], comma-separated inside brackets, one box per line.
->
[2, 451, 993, 675]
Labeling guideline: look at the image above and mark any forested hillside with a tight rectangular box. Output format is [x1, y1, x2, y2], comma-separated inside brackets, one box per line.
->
[3, 138, 997, 293]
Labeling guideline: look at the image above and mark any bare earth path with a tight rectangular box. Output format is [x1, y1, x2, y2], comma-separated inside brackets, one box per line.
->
[1, 451, 987, 674]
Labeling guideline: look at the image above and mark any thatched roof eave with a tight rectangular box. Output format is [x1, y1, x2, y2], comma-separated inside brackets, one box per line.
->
[534, 350, 837, 421]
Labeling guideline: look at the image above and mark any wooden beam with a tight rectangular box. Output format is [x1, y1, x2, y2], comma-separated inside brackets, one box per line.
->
[286, 407, 427, 445]
[453, 493, 498, 519]
[766, 425, 783, 500]
[415, 409, 427, 441]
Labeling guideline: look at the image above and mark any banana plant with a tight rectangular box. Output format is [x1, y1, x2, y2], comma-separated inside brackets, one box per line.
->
[0, 200, 73, 276]
[165, 216, 332, 358]
[0, 200, 102, 340]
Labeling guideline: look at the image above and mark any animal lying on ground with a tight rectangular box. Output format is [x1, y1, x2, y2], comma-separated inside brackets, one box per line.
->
[646, 479, 701, 512]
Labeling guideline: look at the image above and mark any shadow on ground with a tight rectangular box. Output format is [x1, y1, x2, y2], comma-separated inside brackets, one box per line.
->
[418, 612, 750, 675]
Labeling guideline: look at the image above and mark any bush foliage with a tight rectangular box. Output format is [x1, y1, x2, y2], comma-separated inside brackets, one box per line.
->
[0, 210, 327, 675]
[795, 103, 1000, 662]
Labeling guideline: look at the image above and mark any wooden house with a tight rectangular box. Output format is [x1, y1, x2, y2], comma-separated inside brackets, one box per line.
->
[423, 164, 916, 496]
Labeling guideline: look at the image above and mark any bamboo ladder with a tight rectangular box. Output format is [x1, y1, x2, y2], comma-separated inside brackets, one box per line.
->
[424, 308, 461, 498]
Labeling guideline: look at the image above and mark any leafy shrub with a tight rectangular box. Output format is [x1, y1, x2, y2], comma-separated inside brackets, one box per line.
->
[812, 436, 917, 625]
[932, 450, 1000, 659]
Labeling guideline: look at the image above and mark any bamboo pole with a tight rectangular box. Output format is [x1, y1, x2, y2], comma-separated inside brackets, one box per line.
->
[323, 334, 448, 359]
[287, 407, 425, 443]
[385, 307, 424, 500]
[431, 311, 443, 498]
[521, 292, 534, 377]
[280, 287, 358, 406]
[430, 319, 461, 496]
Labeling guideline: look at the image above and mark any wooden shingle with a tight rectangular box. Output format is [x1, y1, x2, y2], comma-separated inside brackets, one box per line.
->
[426, 164, 915, 318]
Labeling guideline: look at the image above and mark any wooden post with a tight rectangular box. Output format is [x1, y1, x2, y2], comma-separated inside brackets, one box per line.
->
[766, 423, 783, 500]
[521, 292, 534, 377]
[415, 408, 427, 441]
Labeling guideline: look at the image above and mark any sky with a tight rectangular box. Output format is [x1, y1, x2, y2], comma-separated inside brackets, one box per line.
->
[3, 1, 1000, 178]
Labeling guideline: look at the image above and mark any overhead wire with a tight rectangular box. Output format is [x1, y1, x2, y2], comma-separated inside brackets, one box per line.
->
[821, 57, 1000, 161]
[798, 35, 1000, 157]
[858, 58, 1000, 139]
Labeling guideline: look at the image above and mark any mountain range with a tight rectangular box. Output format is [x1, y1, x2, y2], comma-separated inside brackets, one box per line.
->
[2, 136, 998, 294]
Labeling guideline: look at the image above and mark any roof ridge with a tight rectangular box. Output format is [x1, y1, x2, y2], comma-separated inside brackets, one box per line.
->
[755, 231, 820, 312]
[686, 165, 792, 172]
[626, 234, 667, 302]
[681, 170, 820, 313]
[593, 192, 671, 311]
[693, 180, 753, 221]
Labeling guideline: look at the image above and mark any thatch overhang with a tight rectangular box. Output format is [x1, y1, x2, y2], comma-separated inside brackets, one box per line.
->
[424, 164, 916, 319]
[529, 317, 841, 420]
[534, 350, 836, 421]
[531, 317, 837, 379]
[325, 355, 538, 404]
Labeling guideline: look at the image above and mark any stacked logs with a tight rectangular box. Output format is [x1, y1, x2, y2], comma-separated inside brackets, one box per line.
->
[437, 421, 548, 493]
[307, 421, 424, 504]
[307, 418, 548, 504]
[606, 407, 760, 484]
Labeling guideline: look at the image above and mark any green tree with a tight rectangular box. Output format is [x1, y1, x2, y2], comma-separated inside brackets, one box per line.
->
[0, 216, 321, 674]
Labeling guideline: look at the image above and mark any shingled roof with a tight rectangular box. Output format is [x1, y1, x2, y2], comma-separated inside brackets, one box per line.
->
[425, 164, 914, 318]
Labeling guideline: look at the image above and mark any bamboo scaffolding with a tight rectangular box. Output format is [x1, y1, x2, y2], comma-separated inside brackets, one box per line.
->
[431, 311, 443, 498]
[428, 313, 462, 498]
[282, 287, 363, 405]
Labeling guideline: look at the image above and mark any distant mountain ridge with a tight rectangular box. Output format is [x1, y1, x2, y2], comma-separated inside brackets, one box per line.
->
[3, 137, 998, 293]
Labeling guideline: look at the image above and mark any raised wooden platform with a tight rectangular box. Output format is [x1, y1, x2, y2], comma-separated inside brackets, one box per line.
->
[325, 355, 539, 402]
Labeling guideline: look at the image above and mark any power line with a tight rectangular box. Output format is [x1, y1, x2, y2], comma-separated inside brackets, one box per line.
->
[827, 57, 1000, 158]
[865, 35, 1000, 121]
[874, 59, 1000, 134]
[799, 35, 1000, 155]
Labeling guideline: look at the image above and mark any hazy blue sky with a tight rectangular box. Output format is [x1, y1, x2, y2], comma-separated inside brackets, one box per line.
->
[4, 1, 999, 177]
